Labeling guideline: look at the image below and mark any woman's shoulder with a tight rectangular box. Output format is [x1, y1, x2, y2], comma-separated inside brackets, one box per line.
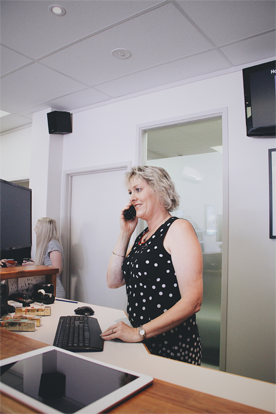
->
[168, 218, 197, 237]
[165, 218, 200, 254]
[47, 239, 62, 252]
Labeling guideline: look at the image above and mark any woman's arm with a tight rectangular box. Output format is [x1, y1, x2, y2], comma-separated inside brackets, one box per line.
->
[49, 250, 63, 276]
[102, 219, 203, 342]
[22, 259, 34, 266]
[0, 259, 17, 267]
[106, 204, 138, 289]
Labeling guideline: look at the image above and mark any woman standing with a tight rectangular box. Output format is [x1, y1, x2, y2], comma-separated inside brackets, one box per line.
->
[102, 166, 203, 365]
[23, 217, 66, 298]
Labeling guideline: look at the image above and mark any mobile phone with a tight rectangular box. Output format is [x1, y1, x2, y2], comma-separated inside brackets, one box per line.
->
[123, 205, 136, 221]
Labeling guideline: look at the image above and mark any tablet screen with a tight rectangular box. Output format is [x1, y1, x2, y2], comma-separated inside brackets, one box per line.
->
[0, 347, 152, 413]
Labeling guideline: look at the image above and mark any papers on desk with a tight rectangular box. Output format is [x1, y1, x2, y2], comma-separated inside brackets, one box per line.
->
[15, 306, 51, 316]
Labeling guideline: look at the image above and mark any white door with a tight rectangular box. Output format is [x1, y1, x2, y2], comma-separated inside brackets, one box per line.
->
[69, 167, 129, 309]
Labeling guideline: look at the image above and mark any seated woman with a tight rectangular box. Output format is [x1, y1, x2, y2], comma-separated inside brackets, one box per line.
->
[23, 217, 66, 298]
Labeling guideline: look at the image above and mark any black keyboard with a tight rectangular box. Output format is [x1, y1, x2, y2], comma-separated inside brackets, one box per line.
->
[53, 315, 104, 352]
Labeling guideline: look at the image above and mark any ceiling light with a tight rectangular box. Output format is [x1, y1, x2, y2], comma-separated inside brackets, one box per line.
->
[182, 166, 203, 183]
[49, 5, 66, 16]
[0, 110, 10, 118]
[111, 49, 131, 60]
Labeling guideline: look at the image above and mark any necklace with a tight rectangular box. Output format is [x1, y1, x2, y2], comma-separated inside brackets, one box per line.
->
[141, 215, 171, 243]
[142, 230, 149, 243]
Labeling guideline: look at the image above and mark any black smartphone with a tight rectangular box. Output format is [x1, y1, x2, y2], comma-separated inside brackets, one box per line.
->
[123, 205, 136, 221]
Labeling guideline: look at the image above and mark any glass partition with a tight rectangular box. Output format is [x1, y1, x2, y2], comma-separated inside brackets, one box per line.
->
[145, 116, 223, 368]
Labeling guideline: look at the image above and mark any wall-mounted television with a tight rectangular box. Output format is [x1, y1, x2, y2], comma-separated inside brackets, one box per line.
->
[243, 60, 276, 137]
[0, 179, 32, 264]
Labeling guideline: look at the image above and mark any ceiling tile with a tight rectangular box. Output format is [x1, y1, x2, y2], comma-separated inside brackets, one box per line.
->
[39, 3, 212, 86]
[17, 103, 56, 120]
[0, 114, 32, 133]
[1, 0, 164, 59]
[48, 87, 112, 111]
[147, 117, 222, 159]
[1, 0, 274, 133]
[220, 31, 276, 66]
[0, 45, 33, 76]
[0, 63, 86, 113]
[96, 50, 231, 98]
[177, 0, 276, 46]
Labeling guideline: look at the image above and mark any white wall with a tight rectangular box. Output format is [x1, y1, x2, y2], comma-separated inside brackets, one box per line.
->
[1, 69, 275, 384]
[0, 126, 32, 181]
[29, 109, 64, 259]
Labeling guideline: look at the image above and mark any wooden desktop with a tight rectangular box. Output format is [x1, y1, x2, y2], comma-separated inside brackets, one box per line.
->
[0, 330, 270, 414]
[0, 301, 274, 413]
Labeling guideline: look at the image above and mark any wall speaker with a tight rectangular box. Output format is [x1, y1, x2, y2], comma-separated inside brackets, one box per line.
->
[47, 111, 72, 134]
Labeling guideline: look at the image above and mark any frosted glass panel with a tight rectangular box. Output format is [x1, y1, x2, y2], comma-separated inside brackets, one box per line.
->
[146, 118, 223, 368]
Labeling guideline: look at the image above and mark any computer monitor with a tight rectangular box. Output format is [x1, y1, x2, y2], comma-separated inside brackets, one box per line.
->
[0, 179, 32, 263]
[243, 60, 276, 137]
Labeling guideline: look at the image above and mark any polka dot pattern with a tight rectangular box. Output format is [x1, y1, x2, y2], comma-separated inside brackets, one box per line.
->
[122, 217, 202, 365]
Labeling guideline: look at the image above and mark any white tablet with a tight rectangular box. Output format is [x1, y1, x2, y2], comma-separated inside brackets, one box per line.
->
[0, 346, 153, 413]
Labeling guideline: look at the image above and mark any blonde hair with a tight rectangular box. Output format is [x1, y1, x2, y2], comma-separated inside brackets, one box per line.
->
[125, 166, 180, 212]
[35, 217, 62, 265]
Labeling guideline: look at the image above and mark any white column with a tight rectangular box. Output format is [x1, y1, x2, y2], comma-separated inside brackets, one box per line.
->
[29, 108, 64, 258]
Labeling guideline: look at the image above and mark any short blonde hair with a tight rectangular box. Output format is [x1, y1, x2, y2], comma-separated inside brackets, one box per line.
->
[35, 217, 62, 265]
[125, 166, 179, 212]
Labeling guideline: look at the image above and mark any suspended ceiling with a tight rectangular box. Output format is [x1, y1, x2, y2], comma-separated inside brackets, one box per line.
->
[0, 0, 275, 134]
[147, 117, 222, 159]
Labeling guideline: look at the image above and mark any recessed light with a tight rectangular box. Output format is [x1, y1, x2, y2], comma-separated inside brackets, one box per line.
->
[49, 5, 66, 16]
[111, 49, 132, 60]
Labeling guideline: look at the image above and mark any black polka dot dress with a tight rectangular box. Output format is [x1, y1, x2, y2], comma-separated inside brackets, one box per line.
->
[122, 217, 202, 365]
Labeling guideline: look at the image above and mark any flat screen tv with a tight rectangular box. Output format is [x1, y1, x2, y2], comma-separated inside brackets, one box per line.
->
[243, 60, 276, 137]
[0, 179, 32, 264]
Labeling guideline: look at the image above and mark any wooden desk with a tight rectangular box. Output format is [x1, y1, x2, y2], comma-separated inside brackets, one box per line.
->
[0, 330, 271, 414]
[0, 265, 58, 296]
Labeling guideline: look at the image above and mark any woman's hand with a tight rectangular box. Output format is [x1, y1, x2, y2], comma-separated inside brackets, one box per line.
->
[106, 204, 137, 289]
[0, 259, 17, 267]
[22, 259, 35, 266]
[101, 321, 142, 343]
[120, 203, 138, 234]
[0, 259, 6, 267]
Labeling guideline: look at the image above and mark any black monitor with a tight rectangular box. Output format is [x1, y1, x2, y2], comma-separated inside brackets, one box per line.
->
[243, 60, 276, 137]
[0, 179, 32, 264]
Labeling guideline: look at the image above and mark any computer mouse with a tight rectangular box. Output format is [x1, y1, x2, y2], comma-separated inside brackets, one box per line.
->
[74, 306, 94, 316]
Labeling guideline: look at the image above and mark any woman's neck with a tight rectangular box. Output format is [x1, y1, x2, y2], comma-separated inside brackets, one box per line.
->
[146, 210, 171, 234]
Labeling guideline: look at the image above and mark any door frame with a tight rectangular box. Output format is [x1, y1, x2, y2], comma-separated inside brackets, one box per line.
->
[136, 108, 229, 372]
[60, 162, 131, 300]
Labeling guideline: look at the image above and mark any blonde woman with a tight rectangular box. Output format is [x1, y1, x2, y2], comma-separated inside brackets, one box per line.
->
[23, 217, 65, 298]
[102, 166, 203, 365]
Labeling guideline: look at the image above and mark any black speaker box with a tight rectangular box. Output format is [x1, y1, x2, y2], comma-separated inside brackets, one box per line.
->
[47, 111, 72, 134]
